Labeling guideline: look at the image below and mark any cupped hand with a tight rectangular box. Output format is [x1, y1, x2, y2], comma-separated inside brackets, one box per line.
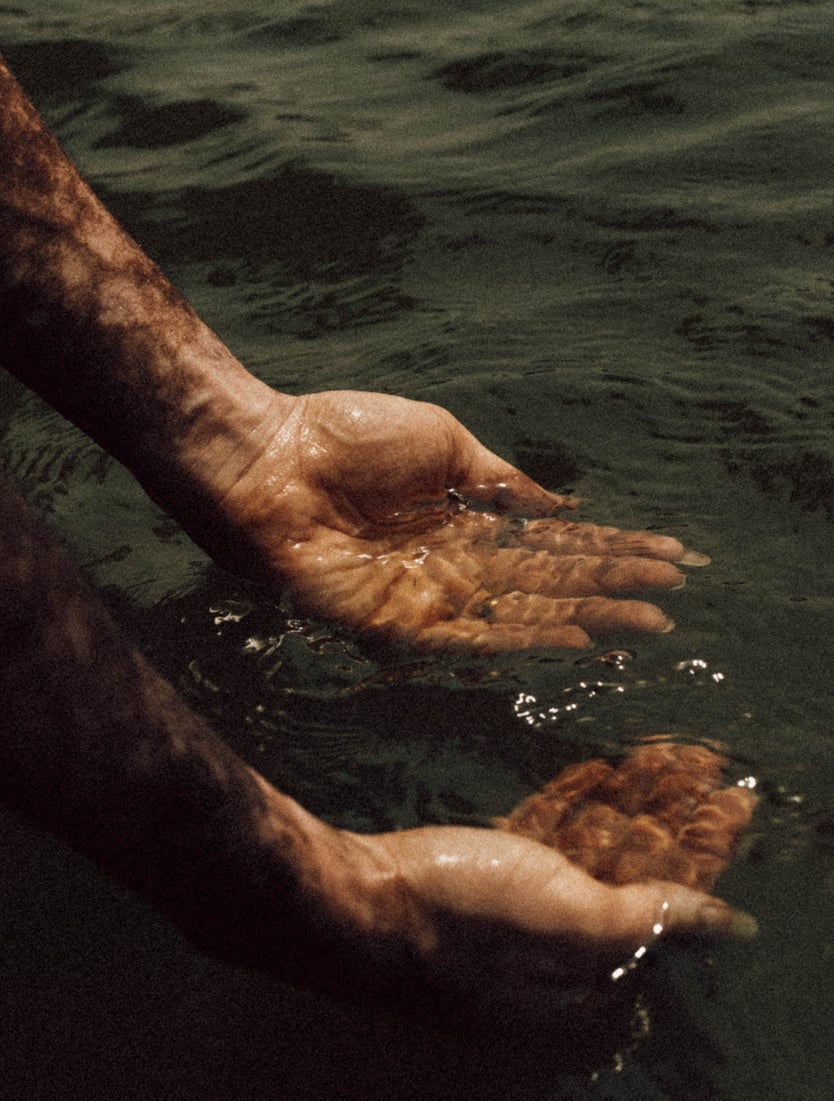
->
[338, 823, 754, 1026]
[218, 390, 707, 650]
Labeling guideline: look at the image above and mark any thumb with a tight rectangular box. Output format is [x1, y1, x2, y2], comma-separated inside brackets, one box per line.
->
[452, 431, 577, 516]
[600, 880, 758, 951]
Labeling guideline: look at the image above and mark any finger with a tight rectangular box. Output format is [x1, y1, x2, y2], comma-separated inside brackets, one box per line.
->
[487, 591, 674, 637]
[523, 517, 698, 563]
[413, 618, 593, 652]
[451, 434, 575, 516]
[400, 827, 756, 946]
[599, 881, 758, 949]
[479, 547, 686, 597]
[411, 593, 673, 652]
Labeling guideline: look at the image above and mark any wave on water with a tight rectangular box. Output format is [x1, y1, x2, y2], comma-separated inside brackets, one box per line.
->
[2, 6, 834, 1097]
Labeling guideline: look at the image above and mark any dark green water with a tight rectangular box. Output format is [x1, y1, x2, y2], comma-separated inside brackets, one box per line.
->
[1, 2, 833, 1098]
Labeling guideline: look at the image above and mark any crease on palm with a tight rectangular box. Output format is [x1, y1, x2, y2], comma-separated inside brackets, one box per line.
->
[240, 391, 704, 650]
[278, 503, 693, 650]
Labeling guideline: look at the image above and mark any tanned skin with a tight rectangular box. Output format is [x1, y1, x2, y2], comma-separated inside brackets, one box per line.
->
[0, 56, 749, 1027]
[0, 55, 707, 651]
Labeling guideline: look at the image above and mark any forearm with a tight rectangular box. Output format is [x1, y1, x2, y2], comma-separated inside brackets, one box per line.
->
[0, 56, 293, 553]
[0, 472, 751, 1026]
[0, 472, 372, 985]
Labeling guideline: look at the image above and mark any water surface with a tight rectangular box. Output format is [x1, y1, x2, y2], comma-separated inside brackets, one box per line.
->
[1, 2, 833, 1098]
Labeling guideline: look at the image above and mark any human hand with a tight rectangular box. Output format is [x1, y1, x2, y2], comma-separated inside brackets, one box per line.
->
[213, 389, 707, 650]
[496, 741, 758, 892]
[0, 59, 700, 652]
[311, 823, 755, 1028]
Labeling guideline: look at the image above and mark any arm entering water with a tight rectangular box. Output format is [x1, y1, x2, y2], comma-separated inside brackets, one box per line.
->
[0, 473, 749, 1026]
[0, 53, 748, 1024]
[0, 54, 705, 651]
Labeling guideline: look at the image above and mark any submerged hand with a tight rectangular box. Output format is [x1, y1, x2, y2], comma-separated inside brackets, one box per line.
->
[214, 390, 704, 650]
[0, 57, 699, 653]
[330, 824, 754, 1026]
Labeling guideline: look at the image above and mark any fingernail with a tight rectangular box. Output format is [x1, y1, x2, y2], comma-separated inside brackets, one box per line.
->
[699, 902, 758, 939]
[659, 616, 676, 633]
[728, 909, 759, 939]
[679, 549, 711, 567]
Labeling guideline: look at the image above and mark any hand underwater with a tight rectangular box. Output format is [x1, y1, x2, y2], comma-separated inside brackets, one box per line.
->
[302, 740, 756, 1026]
[326, 818, 755, 1027]
[495, 740, 757, 892]
[207, 388, 708, 651]
[0, 58, 704, 652]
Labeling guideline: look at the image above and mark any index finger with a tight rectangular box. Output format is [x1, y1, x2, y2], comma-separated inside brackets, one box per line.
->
[523, 517, 710, 565]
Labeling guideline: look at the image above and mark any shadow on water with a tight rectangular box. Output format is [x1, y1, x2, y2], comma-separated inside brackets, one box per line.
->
[101, 167, 424, 277]
[97, 167, 425, 337]
[2, 38, 126, 101]
[3, 5, 834, 1098]
[93, 94, 248, 150]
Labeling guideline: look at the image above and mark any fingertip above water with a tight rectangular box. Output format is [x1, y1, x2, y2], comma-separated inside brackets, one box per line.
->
[696, 902, 759, 940]
[637, 603, 676, 635]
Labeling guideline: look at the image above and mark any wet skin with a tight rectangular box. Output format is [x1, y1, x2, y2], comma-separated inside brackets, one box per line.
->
[497, 741, 757, 892]
[0, 54, 750, 1027]
[0, 56, 705, 652]
[0, 473, 752, 1027]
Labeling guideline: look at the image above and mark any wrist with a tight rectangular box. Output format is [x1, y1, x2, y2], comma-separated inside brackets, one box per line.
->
[255, 780, 412, 942]
[128, 354, 298, 571]
[248, 784, 439, 997]
[0, 55, 300, 571]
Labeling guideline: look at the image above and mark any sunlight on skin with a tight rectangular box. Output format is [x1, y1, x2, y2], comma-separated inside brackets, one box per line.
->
[370, 824, 755, 950]
[0, 58, 755, 1025]
[254, 741, 757, 1018]
[218, 390, 710, 651]
[318, 747, 757, 1018]
[0, 58, 708, 655]
[342, 818, 758, 1021]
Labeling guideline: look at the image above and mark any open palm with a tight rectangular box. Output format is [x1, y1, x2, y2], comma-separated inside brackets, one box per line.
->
[218, 389, 704, 650]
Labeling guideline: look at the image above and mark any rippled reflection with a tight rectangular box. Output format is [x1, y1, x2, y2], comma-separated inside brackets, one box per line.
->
[512, 655, 730, 734]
